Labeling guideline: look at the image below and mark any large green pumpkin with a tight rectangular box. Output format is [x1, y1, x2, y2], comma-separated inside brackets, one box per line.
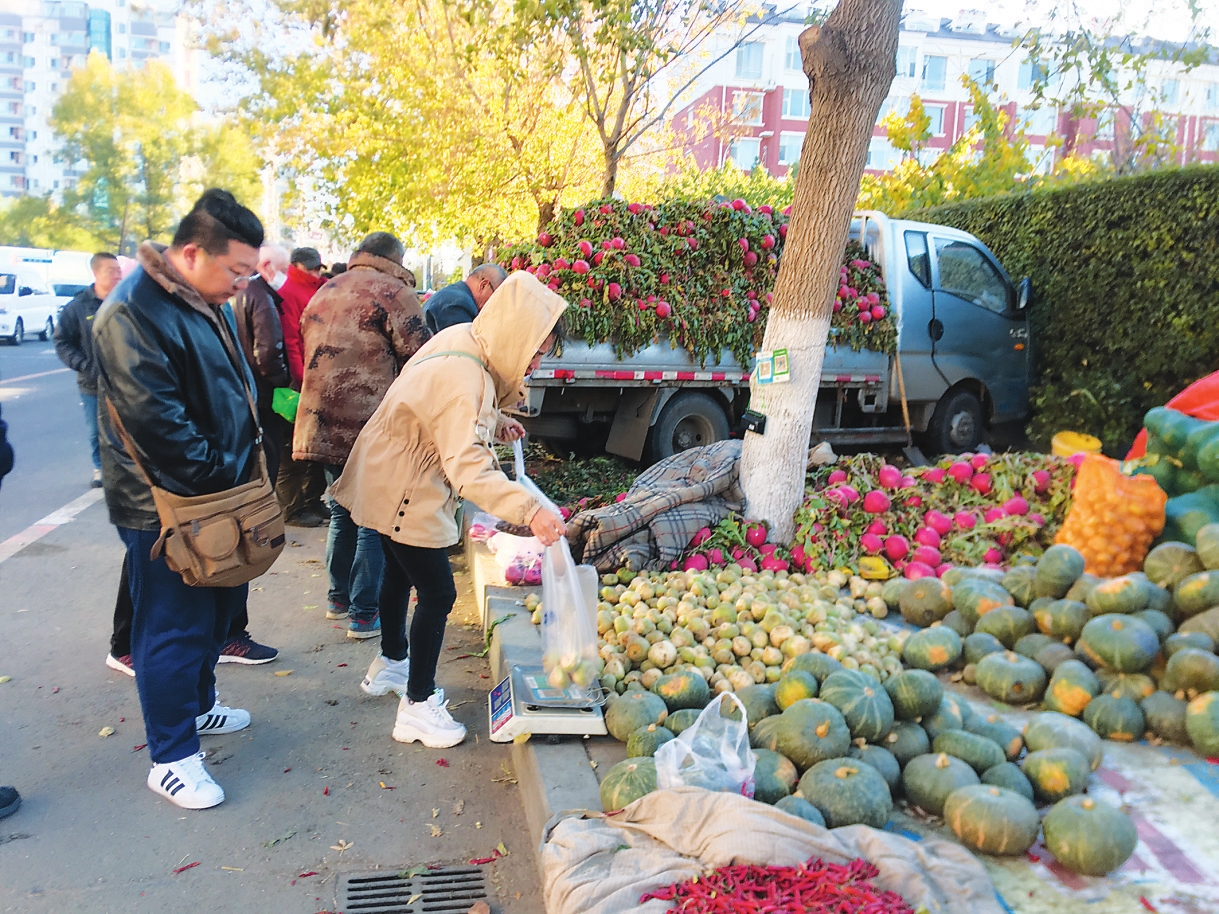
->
[627, 723, 676, 757]
[1094, 671, 1156, 703]
[1036, 544, 1087, 599]
[749, 714, 784, 751]
[1077, 615, 1160, 673]
[1033, 599, 1091, 645]
[1021, 747, 1092, 802]
[734, 683, 780, 730]
[902, 626, 963, 672]
[951, 578, 1015, 627]
[965, 713, 1024, 761]
[1001, 566, 1038, 607]
[1082, 693, 1146, 741]
[818, 670, 895, 742]
[1133, 609, 1174, 642]
[944, 785, 1041, 856]
[1173, 570, 1219, 620]
[932, 730, 1006, 774]
[774, 794, 826, 827]
[785, 650, 844, 683]
[605, 690, 669, 741]
[901, 752, 979, 816]
[974, 606, 1036, 649]
[880, 577, 907, 611]
[599, 757, 657, 811]
[1044, 660, 1100, 717]
[1023, 712, 1105, 771]
[899, 577, 954, 627]
[1142, 691, 1190, 743]
[964, 632, 1006, 665]
[1086, 575, 1150, 615]
[884, 669, 944, 720]
[651, 669, 711, 712]
[773, 698, 851, 771]
[797, 758, 892, 829]
[1013, 633, 1055, 662]
[1143, 541, 1205, 591]
[1161, 649, 1219, 698]
[940, 610, 973, 639]
[664, 707, 701, 735]
[1035, 642, 1079, 675]
[879, 719, 931, 767]
[1164, 631, 1216, 657]
[1196, 524, 1219, 570]
[975, 651, 1047, 704]
[922, 692, 973, 742]
[1186, 690, 1219, 755]
[1042, 796, 1138, 876]
[752, 748, 800, 804]
[848, 743, 901, 793]
[774, 671, 820, 710]
[1179, 606, 1219, 643]
[1064, 573, 1102, 604]
[980, 762, 1035, 802]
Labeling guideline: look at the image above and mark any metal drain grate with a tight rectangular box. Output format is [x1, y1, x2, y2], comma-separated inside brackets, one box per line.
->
[337, 865, 488, 913]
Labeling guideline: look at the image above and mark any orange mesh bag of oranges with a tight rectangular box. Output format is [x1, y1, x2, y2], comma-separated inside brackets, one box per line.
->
[1054, 454, 1167, 576]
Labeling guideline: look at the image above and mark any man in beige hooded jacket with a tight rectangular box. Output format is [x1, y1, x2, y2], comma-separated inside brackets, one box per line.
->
[333, 271, 568, 747]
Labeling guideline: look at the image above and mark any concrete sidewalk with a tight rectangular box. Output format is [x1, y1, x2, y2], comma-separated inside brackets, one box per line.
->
[0, 502, 543, 914]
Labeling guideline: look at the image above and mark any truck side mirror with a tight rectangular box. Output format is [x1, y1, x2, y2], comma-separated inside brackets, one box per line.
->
[1015, 278, 1032, 312]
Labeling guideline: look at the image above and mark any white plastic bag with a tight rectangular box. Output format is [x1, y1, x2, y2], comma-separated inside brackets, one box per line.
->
[655, 693, 756, 798]
[540, 536, 600, 690]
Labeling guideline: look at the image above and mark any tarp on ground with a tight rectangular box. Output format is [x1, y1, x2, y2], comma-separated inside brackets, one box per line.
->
[541, 787, 1003, 914]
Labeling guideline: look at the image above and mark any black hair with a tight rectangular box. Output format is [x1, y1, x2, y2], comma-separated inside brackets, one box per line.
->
[357, 231, 406, 263]
[90, 252, 118, 271]
[172, 188, 264, 254]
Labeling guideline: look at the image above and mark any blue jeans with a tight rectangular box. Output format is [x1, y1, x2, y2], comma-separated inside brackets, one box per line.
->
[81, 392, 100, 470]
[324, 464, 384, 620]
[118, 526, 247, 764]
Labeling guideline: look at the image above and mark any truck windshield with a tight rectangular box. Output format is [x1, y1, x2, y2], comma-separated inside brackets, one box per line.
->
[0, 274, 15, 295]
[934, 239, 1008, 313]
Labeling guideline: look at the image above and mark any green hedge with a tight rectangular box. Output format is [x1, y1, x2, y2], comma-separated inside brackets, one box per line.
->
[909, 165, 1219, 456]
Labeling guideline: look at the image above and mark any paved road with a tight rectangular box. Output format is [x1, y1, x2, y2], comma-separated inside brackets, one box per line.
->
[0, 346, 544, 914]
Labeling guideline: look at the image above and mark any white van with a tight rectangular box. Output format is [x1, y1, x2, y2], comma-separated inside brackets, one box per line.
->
[0, 267, 58, 344]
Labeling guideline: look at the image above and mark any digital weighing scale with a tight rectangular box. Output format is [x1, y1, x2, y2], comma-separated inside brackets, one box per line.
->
[488, 664, 608, 742]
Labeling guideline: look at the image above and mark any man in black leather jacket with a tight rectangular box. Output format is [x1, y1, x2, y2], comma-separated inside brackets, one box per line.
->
[94, 188, 266, 811]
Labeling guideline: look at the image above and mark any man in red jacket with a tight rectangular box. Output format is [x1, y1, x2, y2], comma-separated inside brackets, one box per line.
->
[275, 247, 329, 525]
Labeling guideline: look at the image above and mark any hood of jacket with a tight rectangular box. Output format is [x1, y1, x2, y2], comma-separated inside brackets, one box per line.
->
[347, 251, 416, 288]
[287, 264, 327, 294]
[470, 271, 567, 407]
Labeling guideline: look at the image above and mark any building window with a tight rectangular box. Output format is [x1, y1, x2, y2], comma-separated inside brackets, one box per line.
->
[921, 55, 946, 92]
[1161, 79, 1179, 107]
[1018, 104, 1057, 136]
[925, 104, 945, 136]
[1095, 109, 1114, 140]
[1, 52, 14, 64]
[732, 91, 763, 126]
[778, 131, 804, 165]
[1206, 83, 1219, 110]
[23, 32, 34, 43]
[896, 46, 917, 79]
[784, 36, 800, 71]
[781, 89, 810, 120]
[968, 58, 995, 86]
[735, 42, 763, 80]
[23, 81, 34, 92]
[118, 48, 126, 58]
[729, 137, 760, 170]
[867, 137, 894, 170]
[159, 41, 169, 53]
[22, 56, 33, 67]
[962, 105, 979, 132]
[1202, 122, 1219, 152]
[118, 24, 127, 34]
[1018, 60, 1048, 91]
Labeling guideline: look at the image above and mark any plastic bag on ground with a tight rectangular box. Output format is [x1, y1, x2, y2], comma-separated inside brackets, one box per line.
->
[540, 536, 599, 689]
[654, 692, 755, 797]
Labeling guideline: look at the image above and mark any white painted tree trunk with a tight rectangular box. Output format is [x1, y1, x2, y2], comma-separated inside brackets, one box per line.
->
[739, 0, 902, 543]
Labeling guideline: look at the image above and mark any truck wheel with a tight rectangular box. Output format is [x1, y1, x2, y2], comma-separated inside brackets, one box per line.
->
[647, 392, 730, 464]
[926, 389, 984, 454]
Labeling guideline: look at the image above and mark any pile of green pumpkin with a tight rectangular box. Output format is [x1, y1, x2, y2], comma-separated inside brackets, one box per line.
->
[598, 657, 1141, 876]
[880, 527, 1219, 760]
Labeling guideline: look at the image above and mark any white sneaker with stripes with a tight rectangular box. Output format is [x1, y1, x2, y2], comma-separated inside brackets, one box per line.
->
[147, 752, 224, 809]
[196, 701, 251, 735]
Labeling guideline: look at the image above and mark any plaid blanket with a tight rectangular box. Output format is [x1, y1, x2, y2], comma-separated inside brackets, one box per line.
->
[567, 440, 744, 572]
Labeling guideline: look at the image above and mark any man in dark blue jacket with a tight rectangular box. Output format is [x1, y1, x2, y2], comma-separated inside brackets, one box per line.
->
[422, 263, 507, 332]
[94, 188, 265, 810]
[53, 252, 122, 488]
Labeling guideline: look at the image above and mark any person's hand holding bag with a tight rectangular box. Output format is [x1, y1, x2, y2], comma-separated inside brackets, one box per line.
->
[530, 506, 567, 546]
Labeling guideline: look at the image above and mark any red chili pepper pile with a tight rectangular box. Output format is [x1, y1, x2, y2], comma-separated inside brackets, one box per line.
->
[639, 856, 915, 913]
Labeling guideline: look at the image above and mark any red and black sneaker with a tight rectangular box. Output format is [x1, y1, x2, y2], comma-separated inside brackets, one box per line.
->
[217, 634, 279, 665]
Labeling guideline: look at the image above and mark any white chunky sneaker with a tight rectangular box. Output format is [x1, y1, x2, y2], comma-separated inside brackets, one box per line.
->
[196, 701, 251, 735]
[147, 751, 224, 809]
[392, 690, 466, 748]
[361, 654, 411, 697]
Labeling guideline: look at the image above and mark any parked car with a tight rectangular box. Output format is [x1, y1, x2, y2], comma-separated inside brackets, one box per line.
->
[0, 267, 58, 344]
[53, 281, 90, 319]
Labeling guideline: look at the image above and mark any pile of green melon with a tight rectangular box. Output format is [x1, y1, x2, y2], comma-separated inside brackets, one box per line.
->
[598, 657, 1140, 876]
[882, 529, 1219, 760]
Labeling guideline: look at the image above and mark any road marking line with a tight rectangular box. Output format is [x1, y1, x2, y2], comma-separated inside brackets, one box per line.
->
[0, 488, 105, 564]
[0, 367, 70, 384]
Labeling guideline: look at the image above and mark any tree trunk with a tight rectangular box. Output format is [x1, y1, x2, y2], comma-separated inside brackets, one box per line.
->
[601, 145, 619, 199]
[739, 0, 901, 544]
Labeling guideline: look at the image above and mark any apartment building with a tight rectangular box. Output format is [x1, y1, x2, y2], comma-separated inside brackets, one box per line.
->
[0, 0, 190, 198]
[673, 8, 1219, 178]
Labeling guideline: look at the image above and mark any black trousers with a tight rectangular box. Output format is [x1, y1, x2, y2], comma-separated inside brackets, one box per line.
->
[273, 416, 326, 519]
[378, 537, 457, 703]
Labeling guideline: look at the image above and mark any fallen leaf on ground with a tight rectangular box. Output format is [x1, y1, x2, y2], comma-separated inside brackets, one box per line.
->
[98, 726, 115, 738]
[298, 871, 318, 878]
[274, 670, 294, 677]
[0, 676, 11, 684]
[398, 865, 429, 879]
[429, 824, 442, 837]
[380, 782, 395, 790]
[408, 894, 423, 905]
[467, 903, 491, 914]
[436, 758, 449, 767]
[172, 861, 200, 875]
[220, 866, 244, 872]
[132, 744, 146, 752]
[475, 821, 482, 829]
[496, 842, 509, 857]
[265, 831, 296, 848]
[431, 808, 439, 818]
[331, 839, 353, 855]
[452, 800, 465, 815]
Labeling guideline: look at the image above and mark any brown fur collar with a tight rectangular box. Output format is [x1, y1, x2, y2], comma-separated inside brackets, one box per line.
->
[136, 241, 217, 320]
[347, 251, 416, 288]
